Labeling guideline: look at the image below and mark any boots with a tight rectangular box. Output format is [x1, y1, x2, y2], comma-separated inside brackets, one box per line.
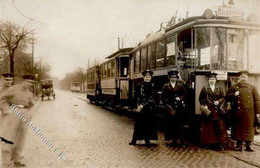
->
[245, 141, 254, 152]
[234, 140, 242, 151]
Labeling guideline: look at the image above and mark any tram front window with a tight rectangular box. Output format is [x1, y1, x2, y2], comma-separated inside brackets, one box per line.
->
[227, 29, 246, 70]
[196, 28, 211, 69]
[212, 28, 226, 70]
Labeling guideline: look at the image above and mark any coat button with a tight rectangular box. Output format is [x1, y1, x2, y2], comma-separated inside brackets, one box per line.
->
[238, 107, 240, 109]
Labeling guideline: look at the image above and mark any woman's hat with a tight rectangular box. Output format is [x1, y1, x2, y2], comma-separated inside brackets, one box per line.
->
[142, 70, 153, 76]
[206, 72, 218, 78]
[2, 73, 14, 78]
[168, 70, 179, 77]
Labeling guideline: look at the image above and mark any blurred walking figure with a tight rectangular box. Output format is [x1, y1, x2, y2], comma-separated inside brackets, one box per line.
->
[129, 70, 158, 145]
[199, 72, 229, 151]
[226, 70, 260, 152]
[161, 70, 187, 147]
[0, 74, 35, 167]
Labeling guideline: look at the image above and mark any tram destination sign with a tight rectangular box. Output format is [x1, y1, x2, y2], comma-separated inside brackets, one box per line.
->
[216, 6, 244, 18]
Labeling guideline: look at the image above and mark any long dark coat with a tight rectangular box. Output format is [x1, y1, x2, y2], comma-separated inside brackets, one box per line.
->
[161, 81, 187, 140]
[226, 82, 260, 141]
[132, 82, 158, 140]
[199, 85, 229, 145]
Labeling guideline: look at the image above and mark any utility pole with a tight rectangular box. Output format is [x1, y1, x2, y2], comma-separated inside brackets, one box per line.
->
[121, 37, 123, 49]
[32, 33, 35, 74]
[118, 37, 120, 50]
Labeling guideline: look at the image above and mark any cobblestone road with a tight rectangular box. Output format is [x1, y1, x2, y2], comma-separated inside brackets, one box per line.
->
[1, 90, 260, 168]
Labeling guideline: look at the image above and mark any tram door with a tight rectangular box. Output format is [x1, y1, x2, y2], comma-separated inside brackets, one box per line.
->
[118, 57, 129, 100]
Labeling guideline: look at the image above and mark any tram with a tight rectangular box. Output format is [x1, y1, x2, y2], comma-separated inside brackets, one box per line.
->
[86, 6, 260, 134]
[86, 65, 101, 103]
[130, 7, 260, 115]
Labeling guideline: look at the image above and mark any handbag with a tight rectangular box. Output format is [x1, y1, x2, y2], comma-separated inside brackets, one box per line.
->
[165, 104, 176, 116]
[200, 105, 211, 116]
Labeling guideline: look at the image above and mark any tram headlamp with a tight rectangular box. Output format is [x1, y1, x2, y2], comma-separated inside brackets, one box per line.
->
[203, 9, 214, 19]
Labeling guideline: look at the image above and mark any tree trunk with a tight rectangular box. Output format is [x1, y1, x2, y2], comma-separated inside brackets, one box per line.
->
[10, 52, 14, 74]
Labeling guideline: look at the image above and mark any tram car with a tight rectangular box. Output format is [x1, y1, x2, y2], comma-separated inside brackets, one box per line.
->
[87, 6, 260, 133]
[98, 48, 134, 109]
[86, 65, 101, 103]
[71, 82, 81, 93]
[130, 8, 260, 115]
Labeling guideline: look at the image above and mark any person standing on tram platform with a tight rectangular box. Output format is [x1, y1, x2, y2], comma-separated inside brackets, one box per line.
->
[199, 72, 229, 151]
[176, 56, 190, 86]
[129, 70, 158, 146]
[226, 70, 260, 152]
[161, 70, 188, 147]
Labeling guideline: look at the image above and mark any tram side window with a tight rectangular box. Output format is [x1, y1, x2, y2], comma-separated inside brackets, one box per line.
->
[156, 40, 166, 68]
[248, 30, 260, 73]
[166, 35, 176, 66]
[111, 60, 115, 77]
[101, 65, 104, 79]
[134, 50, 140, 73]
[148, 44, 156, 69]
[107, 62, 111, 78]
[141, 47, 147, 71]
[104, 63, 107, 79]
[196, 28, 211, 69]
[227, 29, 246, 70]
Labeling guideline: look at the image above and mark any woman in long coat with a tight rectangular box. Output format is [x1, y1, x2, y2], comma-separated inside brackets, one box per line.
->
[129, 70, 158, 145]
[161, 70, 187, 147]
[199, 72, 229, 150]
[226, 70, 260, 151]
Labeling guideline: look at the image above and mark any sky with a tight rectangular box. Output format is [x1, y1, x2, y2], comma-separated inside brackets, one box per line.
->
[0, 0, 259, 79]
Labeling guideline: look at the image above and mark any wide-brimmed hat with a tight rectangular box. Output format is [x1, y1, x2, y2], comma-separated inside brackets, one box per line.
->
[142, 70, 153, 77]
[2, 73, 14, 78]
[238, 70, 249, 76]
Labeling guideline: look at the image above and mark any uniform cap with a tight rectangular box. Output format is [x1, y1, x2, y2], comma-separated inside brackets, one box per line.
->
[2, 73, 14, 78]
[238, 70, 249, 76]
[177, 56, 186, 61]
[142, 70, 153, 77]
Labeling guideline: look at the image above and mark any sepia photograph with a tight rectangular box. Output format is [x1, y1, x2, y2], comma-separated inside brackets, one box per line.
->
[0, 0, 260, 167]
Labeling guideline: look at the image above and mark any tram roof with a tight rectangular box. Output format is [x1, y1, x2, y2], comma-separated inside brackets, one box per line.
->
[87, 65, 99, 71]
[131, 15, 260, 52]
[105, 47, 134, 59]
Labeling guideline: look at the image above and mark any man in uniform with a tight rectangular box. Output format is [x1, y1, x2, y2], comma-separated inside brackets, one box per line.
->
[0, 73, 15, 145]
[0, 74, 35, 167]
[176, 56, 190, 86]
[226, 70, 260, 151]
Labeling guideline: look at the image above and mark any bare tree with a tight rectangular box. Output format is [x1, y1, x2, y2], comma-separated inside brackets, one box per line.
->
[0, 21, 33, 73]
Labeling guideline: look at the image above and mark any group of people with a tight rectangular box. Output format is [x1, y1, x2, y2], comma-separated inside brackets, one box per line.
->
[129, 64, 260, 152]
[0, 73, 35, 168]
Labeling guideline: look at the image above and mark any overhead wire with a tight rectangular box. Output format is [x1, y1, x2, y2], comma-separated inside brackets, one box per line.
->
[12, 0, 35, 21]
